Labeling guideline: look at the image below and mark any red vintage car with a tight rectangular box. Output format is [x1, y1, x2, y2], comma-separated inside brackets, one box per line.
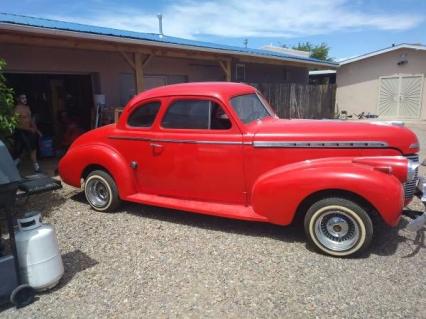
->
[59, 82, 425, 257]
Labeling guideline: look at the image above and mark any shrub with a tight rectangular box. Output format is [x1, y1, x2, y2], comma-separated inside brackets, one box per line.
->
[0, 58, 17, 144]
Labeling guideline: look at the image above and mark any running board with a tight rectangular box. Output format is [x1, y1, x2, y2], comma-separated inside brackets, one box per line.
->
[125, 193, 268, 222]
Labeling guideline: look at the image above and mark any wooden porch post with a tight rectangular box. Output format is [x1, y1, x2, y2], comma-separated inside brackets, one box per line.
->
[134, 53, 144, 93]
[120, 51, 150, 92]
[219, 60, 232, 81]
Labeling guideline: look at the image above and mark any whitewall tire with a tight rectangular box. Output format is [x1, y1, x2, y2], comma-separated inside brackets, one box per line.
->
[304, 197, 373, 257]
[84, 170, 121, 212]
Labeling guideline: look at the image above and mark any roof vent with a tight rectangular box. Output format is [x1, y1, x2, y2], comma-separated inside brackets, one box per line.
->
[157, 14, 163, 37]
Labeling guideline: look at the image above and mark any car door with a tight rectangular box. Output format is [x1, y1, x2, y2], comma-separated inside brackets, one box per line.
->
[139, 96, 247, 205]
[109, 98, 162, 193]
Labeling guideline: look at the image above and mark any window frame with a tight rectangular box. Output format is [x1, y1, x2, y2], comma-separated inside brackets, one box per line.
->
[159, 97, 235, 132]
[125, 100, 162, 129]
[235, 63, 246, 82]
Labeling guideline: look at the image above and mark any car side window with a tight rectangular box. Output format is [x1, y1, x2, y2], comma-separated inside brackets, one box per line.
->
[162, 100, 231, 130]
[127, 101, 161, 127]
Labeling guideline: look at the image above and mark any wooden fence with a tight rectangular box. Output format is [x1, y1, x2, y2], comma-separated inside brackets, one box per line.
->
[251, 83, 336, 119]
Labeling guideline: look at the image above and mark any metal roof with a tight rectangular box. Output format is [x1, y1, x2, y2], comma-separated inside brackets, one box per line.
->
[339, 43, 426, 65]
[0, 12, 337, 68]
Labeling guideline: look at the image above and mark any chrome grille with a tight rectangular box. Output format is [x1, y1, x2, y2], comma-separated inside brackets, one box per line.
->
[404, 154, 419, 200]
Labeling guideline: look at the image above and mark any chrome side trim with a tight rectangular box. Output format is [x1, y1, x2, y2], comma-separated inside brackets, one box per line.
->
[109, 136, 389, 148]
[253, 141, 389, 148]
[109, 136, 150, 142]
[154, 139, 244, 145]
[108, 135, 248, 145]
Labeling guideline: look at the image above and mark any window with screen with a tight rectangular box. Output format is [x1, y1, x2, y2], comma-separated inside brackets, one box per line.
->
[127, 101, 161, 127]
[162, 100, 231, 130]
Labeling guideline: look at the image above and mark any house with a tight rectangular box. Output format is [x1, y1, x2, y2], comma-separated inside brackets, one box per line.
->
[336, 44, 426, 120]
[0, 13, 337, 142]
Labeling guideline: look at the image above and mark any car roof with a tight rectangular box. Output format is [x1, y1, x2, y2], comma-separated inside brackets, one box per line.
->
[134, 82, 257, 101]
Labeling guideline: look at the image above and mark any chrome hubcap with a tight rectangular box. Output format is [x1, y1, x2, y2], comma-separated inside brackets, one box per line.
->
[86, 178, 110, 208]
[326, 216, 350, 238]
[315, 210, 360, 252]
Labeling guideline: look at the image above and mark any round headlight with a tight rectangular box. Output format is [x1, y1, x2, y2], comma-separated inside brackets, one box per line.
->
[407, 160, 419, 181]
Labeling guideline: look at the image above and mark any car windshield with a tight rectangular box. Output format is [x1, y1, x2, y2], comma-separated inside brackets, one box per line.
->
[230, 93, 272, 124]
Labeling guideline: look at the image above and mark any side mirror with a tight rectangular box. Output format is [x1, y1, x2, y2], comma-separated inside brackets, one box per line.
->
[422, 159, 426, 167]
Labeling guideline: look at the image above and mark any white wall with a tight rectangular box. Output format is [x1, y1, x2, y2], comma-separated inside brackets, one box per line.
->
[336, 48, 426, 120]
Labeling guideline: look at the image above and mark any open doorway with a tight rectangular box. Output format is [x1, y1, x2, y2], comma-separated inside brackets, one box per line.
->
[5, 73, 94, 156]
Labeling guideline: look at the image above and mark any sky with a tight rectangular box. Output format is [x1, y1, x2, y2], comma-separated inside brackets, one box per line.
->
[2, 0, 426, 61]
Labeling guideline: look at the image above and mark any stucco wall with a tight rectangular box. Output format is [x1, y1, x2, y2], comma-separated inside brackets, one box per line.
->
[0, 43, 227, 106]
[1, 43, 308, 107]
[336, 48, 426, 120]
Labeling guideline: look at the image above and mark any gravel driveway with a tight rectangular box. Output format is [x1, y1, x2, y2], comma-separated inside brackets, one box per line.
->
[1, 123, 425, 318]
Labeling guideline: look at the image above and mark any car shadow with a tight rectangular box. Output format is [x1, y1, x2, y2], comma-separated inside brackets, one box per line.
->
[355, 209, 425, 259]
[70, 191, 306, 243]
[70, 192, 425, 259]
[122, 201, 307, 244]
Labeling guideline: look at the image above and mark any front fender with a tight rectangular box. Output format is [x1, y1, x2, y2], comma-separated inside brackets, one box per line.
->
[251, 158, 404, 226]
[58, 143, 137, 198]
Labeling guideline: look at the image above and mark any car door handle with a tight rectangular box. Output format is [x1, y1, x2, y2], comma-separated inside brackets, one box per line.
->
[150, 143, 163, 149]
[150, 143, 164, 155]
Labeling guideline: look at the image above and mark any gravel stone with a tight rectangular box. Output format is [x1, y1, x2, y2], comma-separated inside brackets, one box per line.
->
[1, 123, 425, 318]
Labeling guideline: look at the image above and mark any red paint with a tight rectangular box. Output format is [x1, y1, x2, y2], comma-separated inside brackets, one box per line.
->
[59, 82, 419, 227]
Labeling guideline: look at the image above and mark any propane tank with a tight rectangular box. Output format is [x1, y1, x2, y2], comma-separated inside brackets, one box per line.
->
[15, 212, 64, 291]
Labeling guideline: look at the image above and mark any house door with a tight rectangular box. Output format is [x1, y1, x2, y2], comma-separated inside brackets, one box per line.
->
[378, 75, 424, 119]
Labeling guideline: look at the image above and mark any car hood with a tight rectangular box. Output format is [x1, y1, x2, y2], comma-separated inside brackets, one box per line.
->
[249, 118, 419, 154]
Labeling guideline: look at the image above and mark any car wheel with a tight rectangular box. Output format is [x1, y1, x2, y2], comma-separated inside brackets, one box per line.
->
[304, 197, 373, 257]
[84, 170, 121, 212]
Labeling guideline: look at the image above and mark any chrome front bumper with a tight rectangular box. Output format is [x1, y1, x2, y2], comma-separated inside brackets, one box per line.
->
[406, 176, 426, 232]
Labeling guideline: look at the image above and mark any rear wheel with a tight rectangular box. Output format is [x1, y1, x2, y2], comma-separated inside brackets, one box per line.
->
[304, 197, 373, 257]
[84, 170, 121, 212]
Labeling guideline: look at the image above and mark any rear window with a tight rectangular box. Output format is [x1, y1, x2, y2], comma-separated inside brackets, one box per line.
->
[127, 101, 161, 127]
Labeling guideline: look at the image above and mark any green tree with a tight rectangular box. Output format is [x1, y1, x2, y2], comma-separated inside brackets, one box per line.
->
[292, 42, 333, 61]
[0, 58, 17, 143]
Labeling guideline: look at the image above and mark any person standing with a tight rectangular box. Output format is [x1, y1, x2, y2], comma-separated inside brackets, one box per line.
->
[14, 94, 42, 173]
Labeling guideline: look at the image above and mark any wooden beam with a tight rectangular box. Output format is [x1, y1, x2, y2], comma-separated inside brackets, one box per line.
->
[120, 51, 136, 70]
[142, 54, 153, 67]
[218, 60, 231, 81]
[0, 33, 236, 63]
[134, 52, 144, 93]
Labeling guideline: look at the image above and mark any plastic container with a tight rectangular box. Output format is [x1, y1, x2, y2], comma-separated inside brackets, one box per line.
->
[15, 212, 64, 291]
[39, 136, 55, 158]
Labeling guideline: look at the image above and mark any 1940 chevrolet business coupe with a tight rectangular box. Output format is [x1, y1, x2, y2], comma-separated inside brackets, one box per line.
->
[59, 82, 426, 257]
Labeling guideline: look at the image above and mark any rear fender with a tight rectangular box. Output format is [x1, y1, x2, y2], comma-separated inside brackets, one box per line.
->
[58, 143, 137, 198]
[251, 158, 404, 226]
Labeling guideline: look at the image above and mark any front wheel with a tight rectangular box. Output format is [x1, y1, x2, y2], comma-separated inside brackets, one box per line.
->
[84, 170, 121, 212]
[304, 197, 373, 257]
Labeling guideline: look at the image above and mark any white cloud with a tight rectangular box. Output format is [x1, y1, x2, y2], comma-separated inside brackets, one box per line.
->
[48, 0, 424, 39]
